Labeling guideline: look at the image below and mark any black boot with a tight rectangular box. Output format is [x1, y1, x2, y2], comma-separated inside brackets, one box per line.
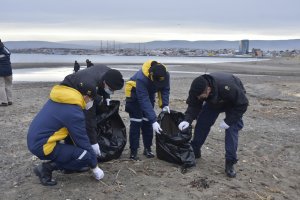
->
[225, 160, 237, 178]
[143, 148, 155, 158]
[130, 150, 139, 160]
[192, 145, 201, 159]
[34, 162, 57, 186]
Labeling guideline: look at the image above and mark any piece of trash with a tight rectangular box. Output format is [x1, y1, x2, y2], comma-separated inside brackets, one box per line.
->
[272, 174, 279, 181]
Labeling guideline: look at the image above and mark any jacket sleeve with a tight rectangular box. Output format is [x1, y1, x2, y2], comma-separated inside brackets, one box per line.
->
[224, 87, 249, 126]
[160, 72, 170, 108]
[65, 107, 97, 168]
[184, 94, 203, 123]
[83, 105, 98, 145]
[136, 79, 157, 124]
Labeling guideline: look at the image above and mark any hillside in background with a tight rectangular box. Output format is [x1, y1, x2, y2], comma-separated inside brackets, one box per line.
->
[4, 39, 300, 51]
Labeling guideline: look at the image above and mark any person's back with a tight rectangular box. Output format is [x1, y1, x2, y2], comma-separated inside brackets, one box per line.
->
[74, 61, 80, 72]
[27, 82, 105, 186]
[0, 39, 13, 106]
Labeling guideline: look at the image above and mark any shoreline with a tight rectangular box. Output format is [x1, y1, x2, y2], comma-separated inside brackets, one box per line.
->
[11, 57, 300, 76]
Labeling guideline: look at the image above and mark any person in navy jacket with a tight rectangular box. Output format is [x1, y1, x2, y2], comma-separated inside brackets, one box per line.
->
[178, 72, 248, 178]
[125, 60, 170, 160]
[0, 39, 13, 106]
[61, 64, 124, 158]
[27, 81, 104, 186]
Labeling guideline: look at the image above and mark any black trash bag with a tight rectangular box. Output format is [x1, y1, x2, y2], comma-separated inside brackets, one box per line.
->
[156, 110, 196, 168]
[95, 100, 126, 162]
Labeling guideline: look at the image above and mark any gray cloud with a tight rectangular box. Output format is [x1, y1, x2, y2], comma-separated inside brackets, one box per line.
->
[1, 0, 299, 41]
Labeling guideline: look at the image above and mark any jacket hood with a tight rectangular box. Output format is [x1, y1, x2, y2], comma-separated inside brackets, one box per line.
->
[142, 60, 167, 78]
[50, 85, 86, 109]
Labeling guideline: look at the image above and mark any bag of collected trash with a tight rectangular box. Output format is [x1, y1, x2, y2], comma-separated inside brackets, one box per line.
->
[96, 100, 126, 162]
[156, 110, 196, 168]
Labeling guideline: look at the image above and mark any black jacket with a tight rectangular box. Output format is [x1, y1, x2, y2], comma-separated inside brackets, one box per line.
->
[184, 72, 248, 126]
[0, 45, 12, 77]
[74, 62, 80, 72]
[61, 64, 111, 144]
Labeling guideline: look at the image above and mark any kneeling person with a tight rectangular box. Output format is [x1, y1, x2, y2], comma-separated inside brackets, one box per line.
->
[27, 81, 104, 186]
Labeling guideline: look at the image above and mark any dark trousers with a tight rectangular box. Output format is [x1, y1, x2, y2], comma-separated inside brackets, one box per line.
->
[191, 103, 244, 161]
[38, 143, 94, 171]
[125, 102, 153, 152]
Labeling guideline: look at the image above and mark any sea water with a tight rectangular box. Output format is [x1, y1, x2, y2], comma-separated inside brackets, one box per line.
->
[12, 54, 265, 82]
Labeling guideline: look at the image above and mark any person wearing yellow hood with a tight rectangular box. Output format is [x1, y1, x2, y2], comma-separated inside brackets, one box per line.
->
[125, 60, 170, 160]
[27, 81, 104, 186]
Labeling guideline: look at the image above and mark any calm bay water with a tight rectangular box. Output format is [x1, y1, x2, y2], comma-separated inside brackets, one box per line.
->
[11, 53, 262, 64]
[12, 54, 265, 82]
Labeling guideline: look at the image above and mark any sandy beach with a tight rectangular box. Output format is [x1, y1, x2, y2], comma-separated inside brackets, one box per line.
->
[1, 57, 299, 199]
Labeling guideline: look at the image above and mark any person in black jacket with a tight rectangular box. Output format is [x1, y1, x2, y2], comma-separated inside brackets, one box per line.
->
[0, 39, 13, 106]
[178, 72, 248, 178]
[61, 64, 124, 158]
[86, 59, 94, 68]
[73, 60, 80, 72]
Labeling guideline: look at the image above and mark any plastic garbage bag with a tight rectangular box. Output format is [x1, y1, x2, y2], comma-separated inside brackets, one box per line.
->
[156, 110, 196, 168]
[96, 100, 126, 162]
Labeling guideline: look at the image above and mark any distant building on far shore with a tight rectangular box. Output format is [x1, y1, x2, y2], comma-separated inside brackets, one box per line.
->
[239, 40, 249, 54]
[252, 48, 263, 57]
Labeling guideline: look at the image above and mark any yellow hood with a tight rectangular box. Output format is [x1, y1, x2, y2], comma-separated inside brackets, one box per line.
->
[50, 85, 86, 109]
[142, 60, 167, 78]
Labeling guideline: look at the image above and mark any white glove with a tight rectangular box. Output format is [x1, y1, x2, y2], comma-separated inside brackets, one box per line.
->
[162, 106, 170, 113]
[220, 120, 230, 129]
[106, 98, 111, 106]
[91, 143, 101, 157]
[152, 122, 162, 134]
[178, 121, 189, 131]
[92, 166, 104, 180]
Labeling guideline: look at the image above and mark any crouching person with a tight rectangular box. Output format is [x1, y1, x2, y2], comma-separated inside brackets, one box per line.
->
[178, 72, 248, 178]
[27, 81, 104, 186]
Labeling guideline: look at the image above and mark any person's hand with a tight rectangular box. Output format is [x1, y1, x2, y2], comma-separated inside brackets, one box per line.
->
[152, 122, 162, 134]
[220, 120, 230, 129]
[178, 121, 189, 131]
[106, 98, 111, 106]
[91, 143, 101, 157]
[92, 166, 104, 180]
[162, 106, 170, 113]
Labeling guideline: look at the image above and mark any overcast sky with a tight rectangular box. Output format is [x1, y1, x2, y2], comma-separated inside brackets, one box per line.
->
[1, 0, 299, 42]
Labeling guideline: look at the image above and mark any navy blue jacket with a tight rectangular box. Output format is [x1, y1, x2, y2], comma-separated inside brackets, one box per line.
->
[0, 45, 12, 76]
[27, 85, 97, 168]
[185, 72, 248, 126]
[125, 60, 170, 124]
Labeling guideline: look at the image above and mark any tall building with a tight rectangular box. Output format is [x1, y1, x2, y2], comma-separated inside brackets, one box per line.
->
[239, 40, 249, 54]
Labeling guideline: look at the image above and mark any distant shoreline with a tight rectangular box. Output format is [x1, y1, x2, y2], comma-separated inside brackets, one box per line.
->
[11, 57, 300, 77]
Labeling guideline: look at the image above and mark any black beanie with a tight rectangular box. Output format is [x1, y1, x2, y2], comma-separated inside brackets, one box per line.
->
[189, 76, 208, 96]
[149, 61, 168, 88]
[103, 69, 124, 90]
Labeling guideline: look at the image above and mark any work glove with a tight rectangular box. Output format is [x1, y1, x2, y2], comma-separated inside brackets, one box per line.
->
[220, 120, 230, 129]
[91, 143, 101, 157]
[92, 166, 104, 180]
[106, 98, 111, 106]
[178, 121, 189, 131]
[162, 106, 170, 113]
[152, 122, 162, 134]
